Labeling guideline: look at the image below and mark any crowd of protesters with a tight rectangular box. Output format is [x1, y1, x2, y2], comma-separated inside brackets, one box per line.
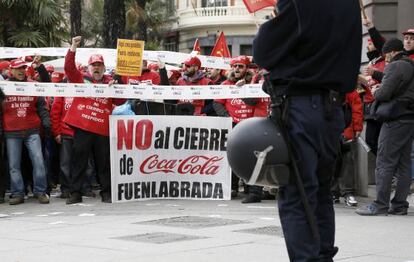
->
[0, 19, 413, 213]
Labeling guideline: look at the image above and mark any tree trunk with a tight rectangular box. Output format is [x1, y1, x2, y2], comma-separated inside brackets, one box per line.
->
[136, 0, 147, 41]
[70, 0, 82, 37]
[103, 0, 126, 48]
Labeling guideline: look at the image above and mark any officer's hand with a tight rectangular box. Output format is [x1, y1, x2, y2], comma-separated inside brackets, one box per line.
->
[364, 66, 374, 76]
[55, 135, 62, 144]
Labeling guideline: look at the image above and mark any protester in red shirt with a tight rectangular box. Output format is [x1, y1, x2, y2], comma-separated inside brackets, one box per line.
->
[2, 59, 51, 205]
[213, 56, 259, 200]
[176, 56, 212, 115]
[332, 88, 363, 207]
[213, 56, 256, 124]
[64, 36, 125, 204]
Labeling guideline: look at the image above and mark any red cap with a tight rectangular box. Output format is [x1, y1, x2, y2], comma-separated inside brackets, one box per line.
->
[10, 59, 28, 69]
[21, 56, 33, 62]
[51, 71, 65, 83]
[230, 56, 251, 66]
[0, 60, 10, 71]
[367, 38, 373, 43]
[183, 56, 201, 68]
[45, 64, 55, 73]
[147, 63, 159, 71]
[88, 54, 105, 65]
[402, 28, 414, 35]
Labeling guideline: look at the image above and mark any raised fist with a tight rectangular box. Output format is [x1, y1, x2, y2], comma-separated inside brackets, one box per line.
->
[72, 36, 82, 46]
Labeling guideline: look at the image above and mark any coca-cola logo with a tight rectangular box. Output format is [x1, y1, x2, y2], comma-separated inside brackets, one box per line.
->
[230, 99, 245, 106]
[140, 154, 223, 175]
[64, 97, 73, 110]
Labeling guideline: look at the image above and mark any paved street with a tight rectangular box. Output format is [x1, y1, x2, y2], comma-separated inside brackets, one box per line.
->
[1, 193, 414, 262]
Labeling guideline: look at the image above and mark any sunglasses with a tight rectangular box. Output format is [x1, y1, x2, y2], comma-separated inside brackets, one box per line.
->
[232, 64, 245, 69]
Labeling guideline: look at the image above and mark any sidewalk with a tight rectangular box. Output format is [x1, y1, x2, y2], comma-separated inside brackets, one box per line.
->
[0, 194, 413, 262]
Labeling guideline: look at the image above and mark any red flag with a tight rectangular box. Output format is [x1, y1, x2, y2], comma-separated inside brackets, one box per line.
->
[193, 38, 201, 53]
[210, 32, 231, 58]
[242, 0, 277, 13]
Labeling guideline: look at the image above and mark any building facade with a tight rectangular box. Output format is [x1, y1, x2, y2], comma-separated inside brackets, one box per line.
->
[164, 0, 272, 56]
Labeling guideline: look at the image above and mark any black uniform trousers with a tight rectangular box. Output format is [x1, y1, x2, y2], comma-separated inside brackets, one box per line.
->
[69, 128, 110, 197]
[278, 94, 343, 262]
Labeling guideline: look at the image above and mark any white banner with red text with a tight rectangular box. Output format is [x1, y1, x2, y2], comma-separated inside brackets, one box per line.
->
[0, 47, 231, 70]
[110, 115, 233, 202]
[0, 81, 269, 99]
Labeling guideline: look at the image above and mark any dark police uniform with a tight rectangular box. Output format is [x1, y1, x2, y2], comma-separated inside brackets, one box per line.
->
[253, 0, 361, 261]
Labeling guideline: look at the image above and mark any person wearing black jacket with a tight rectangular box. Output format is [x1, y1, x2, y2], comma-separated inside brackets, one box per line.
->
[253, 0, 361, 261]
[356, 39, 414, 216]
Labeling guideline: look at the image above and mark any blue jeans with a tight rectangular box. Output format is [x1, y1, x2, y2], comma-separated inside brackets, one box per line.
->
[6, 134, 47, 196]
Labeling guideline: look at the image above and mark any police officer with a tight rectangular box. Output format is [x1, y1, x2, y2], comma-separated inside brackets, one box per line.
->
[253, 0, 361, 261]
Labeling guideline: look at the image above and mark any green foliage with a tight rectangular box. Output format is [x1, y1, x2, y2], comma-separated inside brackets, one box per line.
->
[82, 0, 105, 47]
[0, 0, 69, 47]
[126, 0, 175, 50]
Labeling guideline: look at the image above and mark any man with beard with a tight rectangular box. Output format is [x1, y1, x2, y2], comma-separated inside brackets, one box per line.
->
[177, 56, 212, 115]
[213, 56, 261, 201]
[64, 36, 125, 204]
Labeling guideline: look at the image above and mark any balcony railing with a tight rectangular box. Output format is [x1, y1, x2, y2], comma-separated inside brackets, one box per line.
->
[174, 6, 270, 29]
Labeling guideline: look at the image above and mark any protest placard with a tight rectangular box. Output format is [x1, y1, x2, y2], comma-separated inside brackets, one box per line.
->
[110, 115, 233, 202]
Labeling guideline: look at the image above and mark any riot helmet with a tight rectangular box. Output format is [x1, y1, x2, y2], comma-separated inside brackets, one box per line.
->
[226, 117, 290, 187]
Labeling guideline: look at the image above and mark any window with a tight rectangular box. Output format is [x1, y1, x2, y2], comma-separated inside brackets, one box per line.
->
[201, 0, 228, 7]
[240, 45, 252, 56]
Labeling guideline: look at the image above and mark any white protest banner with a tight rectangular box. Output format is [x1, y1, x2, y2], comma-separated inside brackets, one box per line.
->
[0, 81, 269, 99]
[0, 47, 231, 70]
[110, 115, 233, 202]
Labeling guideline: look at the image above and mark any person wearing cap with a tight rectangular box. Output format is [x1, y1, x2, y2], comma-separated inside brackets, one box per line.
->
[63, 36, 125, 204]
[213, 55, 261, 202]
[356, 38, 414, 216]
[176, 56, 212, 115]
[2, 59, 51, 205]
[0, 60, 10, 80]
[207, 68, 226, 85]
[115, 60, 164, 115]
[402, 28, 414, 59]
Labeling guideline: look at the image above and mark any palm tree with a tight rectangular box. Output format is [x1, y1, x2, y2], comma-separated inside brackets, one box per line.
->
[82, 0, 105, 47]
[70, 0, 82, 37]
[0, 0, 68, 47]
[126, 0, 174, 50]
